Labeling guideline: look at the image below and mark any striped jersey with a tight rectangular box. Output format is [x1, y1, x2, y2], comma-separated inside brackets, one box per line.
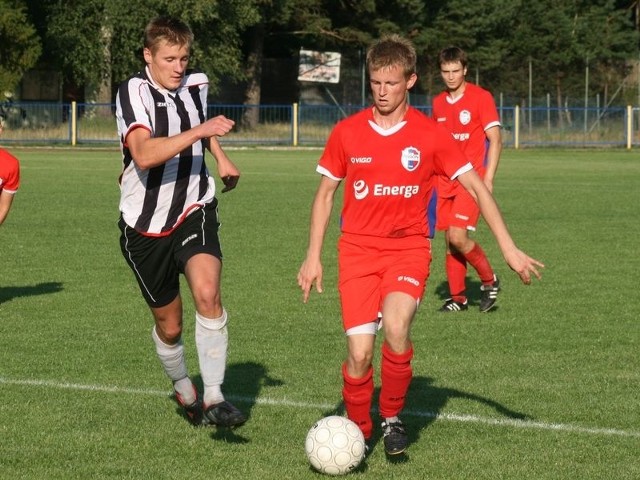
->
[318, 106, 472, 239]
[115, 66, 215, 236]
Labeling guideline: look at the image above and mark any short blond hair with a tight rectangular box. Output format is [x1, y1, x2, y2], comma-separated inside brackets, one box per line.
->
[144, 16, 194, 54]
[366, 34, 416, 79]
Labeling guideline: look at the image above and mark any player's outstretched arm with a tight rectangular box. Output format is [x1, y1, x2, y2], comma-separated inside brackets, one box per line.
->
[457, 169, 544, 284]
[297, 176, 340, 302]
[127, 115, 235, 170]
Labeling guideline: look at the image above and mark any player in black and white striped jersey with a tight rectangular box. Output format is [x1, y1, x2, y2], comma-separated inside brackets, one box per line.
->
[115, 16, 245, 428]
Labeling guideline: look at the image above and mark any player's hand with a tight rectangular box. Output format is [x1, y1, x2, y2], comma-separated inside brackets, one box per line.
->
[504, 248, 544, 285]
[297, 258, 323, 303]
[205, 115, 235, 137]
[214, 151, 240, 193]
[483, 177, 494, 193]
[221, 175, 239, 193]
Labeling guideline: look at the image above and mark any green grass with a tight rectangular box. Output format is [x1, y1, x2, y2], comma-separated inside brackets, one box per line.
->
[0, 147, 638, 479]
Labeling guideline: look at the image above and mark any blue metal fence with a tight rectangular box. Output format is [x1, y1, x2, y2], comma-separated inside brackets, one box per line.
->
[0, 101, 638, 148]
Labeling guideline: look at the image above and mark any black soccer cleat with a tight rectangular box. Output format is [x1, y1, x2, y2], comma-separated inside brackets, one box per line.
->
[203, 400, 247, 428]
[479, 276, 501, 312]
[381, 418, 408, 455]
[364, 441, 372, 458]
[174, 389, 204, 426]
[439, 298, 468, 312]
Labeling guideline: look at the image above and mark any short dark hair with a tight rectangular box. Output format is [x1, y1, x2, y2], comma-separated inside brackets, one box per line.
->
[438, 46, 468, 69]
[144, 16, 194, 54]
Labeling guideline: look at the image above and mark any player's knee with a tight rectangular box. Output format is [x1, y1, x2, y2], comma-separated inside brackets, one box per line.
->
[383, 337, 411, 355]
[347, 351, 374, 375]
[156, 324, 183, 344]
[448, 233, 466, 250]
[192, 287, 222, 316]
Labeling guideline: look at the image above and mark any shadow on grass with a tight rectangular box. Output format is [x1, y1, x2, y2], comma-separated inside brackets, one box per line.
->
[405, 376, 531, 447]
[181, 361, 284, 444]
[321, 375, 531, 464]
[0, 281, 64, 304]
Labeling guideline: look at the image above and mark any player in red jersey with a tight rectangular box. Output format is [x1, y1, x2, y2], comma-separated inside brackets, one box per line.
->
[432, 46, 503, 313]
[297, 35, 543, 457]
[0, 122, 20, 226]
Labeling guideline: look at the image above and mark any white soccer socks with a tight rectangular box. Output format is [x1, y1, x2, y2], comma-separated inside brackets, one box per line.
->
[195, 309, 228, 406]
[151, 326, 196, 405]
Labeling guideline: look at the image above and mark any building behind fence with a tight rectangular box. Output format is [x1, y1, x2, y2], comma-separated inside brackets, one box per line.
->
[0, 100, 639, 148]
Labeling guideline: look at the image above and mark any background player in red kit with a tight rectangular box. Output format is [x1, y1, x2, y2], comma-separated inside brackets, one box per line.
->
[297, 35, 543, 457]
[432, 46, 503, 313]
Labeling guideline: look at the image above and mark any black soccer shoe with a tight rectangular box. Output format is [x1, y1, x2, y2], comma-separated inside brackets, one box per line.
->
[479, 276, 501, 312]
[175, 390, 203, 427]
[381, 418, 408, 455]
[439, 298, 468, 312]
[364, 440, 373, 458]
[203, 400, 247, 428]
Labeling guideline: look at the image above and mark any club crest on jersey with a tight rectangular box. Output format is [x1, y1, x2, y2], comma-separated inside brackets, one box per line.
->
[459, 110, 471, 125]
[353, 179, 369, 200]
[401, 146, 420, 172]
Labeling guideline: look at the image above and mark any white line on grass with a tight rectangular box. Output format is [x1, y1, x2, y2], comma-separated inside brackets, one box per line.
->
[2, 376, 638, 439]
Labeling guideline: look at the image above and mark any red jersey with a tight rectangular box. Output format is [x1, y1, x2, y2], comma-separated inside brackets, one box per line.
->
[317, 106, 471, 239]
[0, 148, 20, 194]
[432, 83, 500, 198]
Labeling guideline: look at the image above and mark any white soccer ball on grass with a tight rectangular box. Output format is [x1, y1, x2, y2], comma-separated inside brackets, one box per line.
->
[304, 415, 366, 476]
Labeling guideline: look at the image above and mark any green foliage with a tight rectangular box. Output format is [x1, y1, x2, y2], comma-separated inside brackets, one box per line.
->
[42, 3, 105, 84]
[418, 0, 639, 103]
[13, 0, 640, 105]
[419, 0, 520, 93]
[41, 0, 260, 98]
[160, 0, 261, 94]
[106, 2, 162, 86]
[576, 0, 640, 97]
[0, 0, 41, 94]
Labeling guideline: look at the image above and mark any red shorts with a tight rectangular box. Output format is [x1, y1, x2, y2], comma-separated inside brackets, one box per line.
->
[337, 233, 431, 331]
[436, 184, 480, 232]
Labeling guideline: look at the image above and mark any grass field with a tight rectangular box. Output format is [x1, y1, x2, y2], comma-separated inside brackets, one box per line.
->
[0, 147, 638, 479]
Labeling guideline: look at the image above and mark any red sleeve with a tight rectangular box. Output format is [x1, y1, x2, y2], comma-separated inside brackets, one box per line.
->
[433, 122, 472, 179]
[318, 120, 348, 180]
[478, 88, 500, 129]
[0, 149, 20, 192]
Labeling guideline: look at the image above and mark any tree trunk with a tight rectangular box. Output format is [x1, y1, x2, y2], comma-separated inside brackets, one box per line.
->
[85, 24, 112, 117]
[241, 22, 265, 131]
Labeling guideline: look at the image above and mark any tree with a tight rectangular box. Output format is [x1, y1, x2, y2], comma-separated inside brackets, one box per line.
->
[237, 0, 432, 129]
[14, 0, 640, 112]
[230, 0, 296, 129]
[159, 0, 260, 96]
[419, 0, 519, 95]
[574, 0, 640, 106]
[42, 0, 156, 105]
[0, 0, 41, 96]
[41, 0, 258, 104]
[237, 0, 324, 130]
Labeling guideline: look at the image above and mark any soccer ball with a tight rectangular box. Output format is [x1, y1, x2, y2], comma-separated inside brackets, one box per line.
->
[305, 415, 366, 476]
